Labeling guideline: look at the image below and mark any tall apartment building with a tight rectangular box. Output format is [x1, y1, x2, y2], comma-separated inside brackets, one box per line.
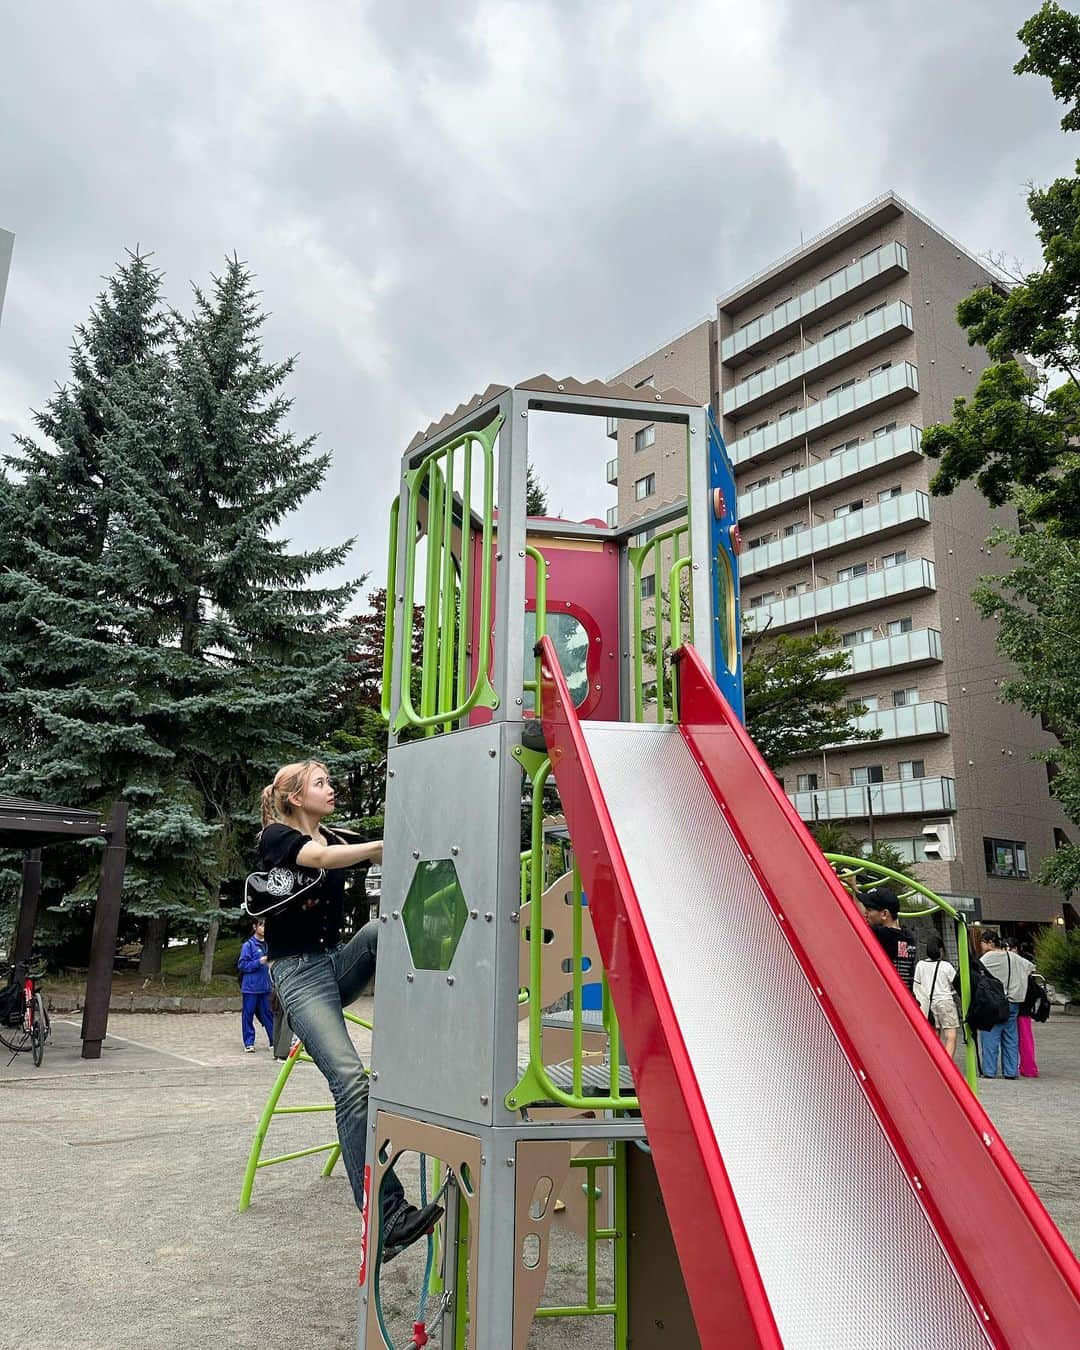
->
[606, 193, 1069, 928]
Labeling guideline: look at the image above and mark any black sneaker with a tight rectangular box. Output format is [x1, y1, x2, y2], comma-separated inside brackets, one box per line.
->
[381, 1200, 444, 1263]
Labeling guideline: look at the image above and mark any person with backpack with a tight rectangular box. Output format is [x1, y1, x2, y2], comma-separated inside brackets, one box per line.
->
[977, 930, 1033, 1079]
[237, 918, 275, 1052]
[913, 936, 959, 1057]
[1015, 942, 1051, 1078]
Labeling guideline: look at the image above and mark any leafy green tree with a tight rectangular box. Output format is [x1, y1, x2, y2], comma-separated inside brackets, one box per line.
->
[2, 255, 359, 974]
[1034, 923, 1080, 997]
[743, 627, 881, 770]
[922, 3, 1080, 532]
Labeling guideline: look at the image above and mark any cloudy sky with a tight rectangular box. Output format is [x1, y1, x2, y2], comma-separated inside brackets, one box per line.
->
[0, 0, 1070, 604]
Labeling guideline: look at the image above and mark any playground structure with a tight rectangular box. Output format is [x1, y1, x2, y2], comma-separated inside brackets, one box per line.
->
[245, 375, 1080, 1347]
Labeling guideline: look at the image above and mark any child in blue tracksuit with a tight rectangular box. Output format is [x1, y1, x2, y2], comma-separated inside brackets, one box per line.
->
[238, 919, 275, 1051]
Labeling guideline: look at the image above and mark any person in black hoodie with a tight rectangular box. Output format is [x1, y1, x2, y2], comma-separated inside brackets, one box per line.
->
[258, 758, 442, 1260]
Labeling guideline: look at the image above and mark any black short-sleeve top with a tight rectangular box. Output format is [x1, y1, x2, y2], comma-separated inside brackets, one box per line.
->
[259, 823, 348, 959]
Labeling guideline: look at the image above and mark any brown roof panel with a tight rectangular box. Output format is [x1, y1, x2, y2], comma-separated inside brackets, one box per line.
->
[405, 383, 509, 454]
[515, 374, 699, 407]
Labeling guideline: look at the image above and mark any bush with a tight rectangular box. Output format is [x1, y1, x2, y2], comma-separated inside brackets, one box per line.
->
[1034, 925, 1080, 999]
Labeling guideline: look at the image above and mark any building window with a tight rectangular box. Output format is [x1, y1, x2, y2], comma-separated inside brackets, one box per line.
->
[898, 759, 925, 779]
[822, 320, 851, 338]
[842, 627, 874, 647]
[786, 582, 810, 597]
[631, 527, 655, 547]
[880, 549, 907, 568]
[747, 474, 772, 491]
[828, 438, 860, 456]
[778, 405, 800, 419]
[782, 521, 806, 537]
[851, 765, 884, 786]
[826, 378, 856, 397]
[780, 464, 799, 479]
[741, 366, 768, 384]
[872, 421, 898, 438]
[834, 499, 864, 518]
[797, 773, 819, 791]
[748, 590, 780, 609]
[634, 425, 655, 453]
[634, 473, 655, 501]
[892, 687, 919, 707]
[863, 301, 886, 317]
[877, 485, 902, 502]
[984, 837, 1030, 879]
[640, 574, 656, 600]
[837, 562, 869, 581]
[868, 361, 893, 376]
[886, 617, 913, 636]
[848, 696, 878, 712]
[746, 532, 774, 550]
[775, 351, 797, 364]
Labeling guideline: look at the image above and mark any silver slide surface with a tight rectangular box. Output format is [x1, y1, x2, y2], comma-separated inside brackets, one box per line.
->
[581, 720, 989, 1350]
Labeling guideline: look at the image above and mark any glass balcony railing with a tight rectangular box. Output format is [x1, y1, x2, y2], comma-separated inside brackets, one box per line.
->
[834, 628, 943, 677]
[743, 557, 936, 633]
[606, 416, 618, 439]
[729, 363, 919, 467]
[830, 700, 950, 748]
[737, 425, 923, 523]
[721, 241, 909, 365]
[723, 301, 914, 417]
[606, 457, 619, 485]
[740, 490, 930, 578]
[789, 775, 956, 822]
[606, 504, 618, 528]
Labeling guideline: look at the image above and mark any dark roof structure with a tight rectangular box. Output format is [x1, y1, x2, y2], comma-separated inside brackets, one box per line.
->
[0, 794, 104, 850]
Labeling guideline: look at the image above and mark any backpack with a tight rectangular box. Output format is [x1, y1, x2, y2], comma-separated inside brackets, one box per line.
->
[966, 961, 1010, 1031]
[1021, 972, 1051, 1024]
[0, 978, 24, 1027]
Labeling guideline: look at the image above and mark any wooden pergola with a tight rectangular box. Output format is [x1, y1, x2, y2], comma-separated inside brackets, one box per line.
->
[0, 794, 128, 1059]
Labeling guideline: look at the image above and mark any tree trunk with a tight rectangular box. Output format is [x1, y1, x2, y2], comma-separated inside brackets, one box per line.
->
[138, 914, 168, 976]
[199, 915, 220, 984]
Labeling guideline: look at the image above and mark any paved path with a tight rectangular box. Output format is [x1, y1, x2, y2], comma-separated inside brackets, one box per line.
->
[1, 1009, 1076, 1349]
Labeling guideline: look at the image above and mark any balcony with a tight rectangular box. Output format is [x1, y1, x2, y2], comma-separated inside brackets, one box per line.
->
[606, 457, 619, 486]
[606, 504, 618, 528]
[834, 628, 943, 678]
[740, 490, 930, 579]
[830, 700, 950, 748]
[729, 363, 919, 468]
[789, 775, 956, 822]
[743, 557, 936, 634]
[721, 241, 909, 366]
[723, 301, 914, 418]
[606, 416, 618, 440]
[737, 425, 923, 524]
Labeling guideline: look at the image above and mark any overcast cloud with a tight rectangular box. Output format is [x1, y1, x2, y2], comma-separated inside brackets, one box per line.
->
[0, 0, 1070, 600]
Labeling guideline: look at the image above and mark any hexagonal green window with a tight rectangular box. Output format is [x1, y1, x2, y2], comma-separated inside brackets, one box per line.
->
[401, 859, 469, 971]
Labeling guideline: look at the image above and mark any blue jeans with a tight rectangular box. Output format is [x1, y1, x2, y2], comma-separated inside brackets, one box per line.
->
[270, 923, 404, 1217]
[241, 991, 274, 1047]
[980, 1002, 1020, 1078]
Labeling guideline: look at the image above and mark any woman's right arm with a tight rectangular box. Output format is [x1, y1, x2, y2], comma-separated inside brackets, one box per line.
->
[295, 838, 383, 870]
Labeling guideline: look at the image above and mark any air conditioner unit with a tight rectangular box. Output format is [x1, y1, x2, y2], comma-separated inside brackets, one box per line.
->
[922, 820, 956, 862]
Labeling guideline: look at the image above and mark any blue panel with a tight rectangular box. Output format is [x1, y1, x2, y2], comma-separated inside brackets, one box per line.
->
[706, 408, 745, 721]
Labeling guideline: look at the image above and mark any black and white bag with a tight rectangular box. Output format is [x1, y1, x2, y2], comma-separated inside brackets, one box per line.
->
[243, 863, 326, 918]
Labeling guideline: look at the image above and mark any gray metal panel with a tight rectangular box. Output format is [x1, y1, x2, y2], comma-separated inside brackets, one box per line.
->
[0, 229, 13, 326]
[685, 406, 715, 675]
[581, 722, 989, 1350]
[492, 391, 528, 724]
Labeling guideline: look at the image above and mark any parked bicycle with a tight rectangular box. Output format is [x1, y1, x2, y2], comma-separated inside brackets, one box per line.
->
[0, 960, 51, 1067]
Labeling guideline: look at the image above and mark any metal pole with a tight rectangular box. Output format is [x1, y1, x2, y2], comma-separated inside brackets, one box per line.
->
[81, 801, 128, 1060]
[866, 784, 875, 846]
[13, 848, 42, 966]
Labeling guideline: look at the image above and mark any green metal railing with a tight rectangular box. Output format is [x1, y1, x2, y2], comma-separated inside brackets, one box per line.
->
[237, 1009, 373, 1211]
[825, 854, 978, 1093]
[389, 412, 503, 734]
[630, 524, 692, 723]
[522, 544, 548, 706]
[507, 744, 637, 1114]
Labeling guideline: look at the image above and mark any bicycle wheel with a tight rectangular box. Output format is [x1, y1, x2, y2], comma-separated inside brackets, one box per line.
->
[30, 994, 46, 1066]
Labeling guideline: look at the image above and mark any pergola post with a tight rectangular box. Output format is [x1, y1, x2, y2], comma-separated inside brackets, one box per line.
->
[13, 848, 43, 966]
[81, 801, 128, 1060]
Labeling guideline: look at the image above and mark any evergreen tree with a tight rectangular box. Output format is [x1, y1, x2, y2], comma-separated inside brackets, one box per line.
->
[2, 255, 359, 973]
[526, 464, 549, 516]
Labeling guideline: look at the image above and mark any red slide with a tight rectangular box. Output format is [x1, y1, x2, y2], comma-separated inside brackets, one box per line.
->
[538, 635, 1080, 1349]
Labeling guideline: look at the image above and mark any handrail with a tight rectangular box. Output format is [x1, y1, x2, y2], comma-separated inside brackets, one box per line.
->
[522, 544, 547, 702]
[392, 413, 502, 733]
[629, 523, 691, 723]
[824, 853, 977, 1093]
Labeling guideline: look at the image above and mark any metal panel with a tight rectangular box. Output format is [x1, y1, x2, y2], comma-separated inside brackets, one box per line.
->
[581, 720, 988, 1350]
[0, 229, 12, 326]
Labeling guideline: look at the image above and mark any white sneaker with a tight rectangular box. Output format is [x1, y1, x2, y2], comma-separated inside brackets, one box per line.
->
[244, 1045, 255, 1053]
